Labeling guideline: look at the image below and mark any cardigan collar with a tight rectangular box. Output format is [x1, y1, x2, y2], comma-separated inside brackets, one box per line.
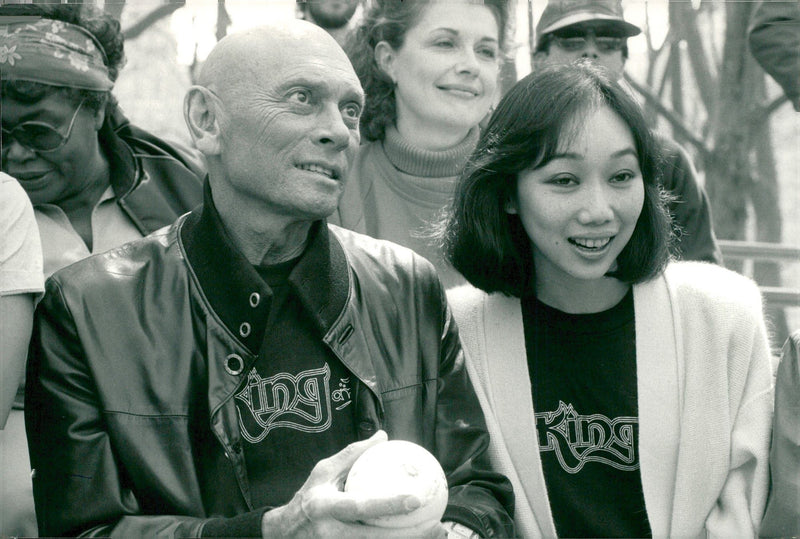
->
[180, 181, 349, 356]
[477, 277, 682, 538]
[382, 125, 479, 178]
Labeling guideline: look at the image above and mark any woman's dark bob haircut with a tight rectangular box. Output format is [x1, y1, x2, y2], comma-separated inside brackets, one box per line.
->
[346, 0, 509, 142]
[443, 61, 673, 297]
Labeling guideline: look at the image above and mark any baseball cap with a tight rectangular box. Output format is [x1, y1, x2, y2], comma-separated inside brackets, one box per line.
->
[537, 0, 642, 37]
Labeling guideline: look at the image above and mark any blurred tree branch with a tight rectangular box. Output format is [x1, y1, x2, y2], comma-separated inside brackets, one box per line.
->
[122, 2, 185, 40]
[103, 1, 125, 21]
[623, 73, 712, 162]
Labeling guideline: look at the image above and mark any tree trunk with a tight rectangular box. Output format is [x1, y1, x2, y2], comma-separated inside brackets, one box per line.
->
[499, 0, 518, 95]
[705, 1, 758, 242]
[673, 2, 716, 113]
[751, 77, 788, 343]
[216, 0, 230, 42]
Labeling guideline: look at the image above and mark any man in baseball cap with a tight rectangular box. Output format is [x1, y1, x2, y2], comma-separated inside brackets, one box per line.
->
[533, 0, 723, 264]
[535, 0, 640, 76]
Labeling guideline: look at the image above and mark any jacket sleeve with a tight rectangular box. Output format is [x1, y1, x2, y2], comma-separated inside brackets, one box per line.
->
[25, 279, 257, 538]
[659, 138, 723, 264]
[432, 280, 516, 537]
[704, 287, 775, 537]
[749, 0, 800, 111]
[759, 331, 800, 538]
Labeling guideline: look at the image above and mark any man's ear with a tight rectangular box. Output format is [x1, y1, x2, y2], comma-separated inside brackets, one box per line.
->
[374, 41, 396, 83]
[184, 86, 222, 155]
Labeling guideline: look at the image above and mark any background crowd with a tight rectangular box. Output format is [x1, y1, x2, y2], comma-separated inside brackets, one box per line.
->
[1, 0, 798, 537]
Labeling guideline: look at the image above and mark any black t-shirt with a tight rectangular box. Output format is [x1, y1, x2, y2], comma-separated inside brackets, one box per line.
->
[522, 289, 651, 538]
[233, 257, 357, 508]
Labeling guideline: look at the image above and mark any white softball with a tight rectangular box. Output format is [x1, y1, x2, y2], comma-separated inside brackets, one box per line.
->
[344, 439, 449, 528]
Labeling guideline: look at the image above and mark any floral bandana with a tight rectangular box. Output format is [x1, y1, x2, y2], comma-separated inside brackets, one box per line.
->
[0, 17, 113, 91]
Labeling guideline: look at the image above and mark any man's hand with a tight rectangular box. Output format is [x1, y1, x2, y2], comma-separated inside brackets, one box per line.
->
[261, 430, 447, 538]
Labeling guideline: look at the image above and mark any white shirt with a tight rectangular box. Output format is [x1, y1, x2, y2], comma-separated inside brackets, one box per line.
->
[35, 186, 142, 278]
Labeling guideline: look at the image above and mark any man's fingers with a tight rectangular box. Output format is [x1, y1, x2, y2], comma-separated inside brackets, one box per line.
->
[307, 430, 388, 484]
[306, 491, 422, 523]
[330, 493, 422, 522]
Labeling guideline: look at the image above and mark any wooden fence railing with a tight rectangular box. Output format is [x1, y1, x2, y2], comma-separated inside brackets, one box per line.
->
[718, 240, 800, 308]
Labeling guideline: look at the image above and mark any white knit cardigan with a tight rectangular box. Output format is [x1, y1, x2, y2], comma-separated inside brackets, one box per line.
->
[447, 262, 775, 539]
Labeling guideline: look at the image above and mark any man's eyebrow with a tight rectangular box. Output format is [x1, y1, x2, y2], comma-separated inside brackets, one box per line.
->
[351, 86, 366, 107]
[276, 76, 324, 92]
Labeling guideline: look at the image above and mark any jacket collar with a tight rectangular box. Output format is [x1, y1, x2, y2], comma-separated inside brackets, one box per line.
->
[180, 181, 349, 356]
[98, 105, 138, 198]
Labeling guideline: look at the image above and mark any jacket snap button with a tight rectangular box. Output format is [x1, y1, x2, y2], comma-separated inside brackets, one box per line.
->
[239, 322, 251, 338]
[358, 421, 375, 432]
[224, 354, 244, 376]
[249, 292, 260, 308]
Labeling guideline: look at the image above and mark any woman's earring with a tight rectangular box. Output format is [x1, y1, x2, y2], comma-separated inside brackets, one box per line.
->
[479, 106, 495, 130]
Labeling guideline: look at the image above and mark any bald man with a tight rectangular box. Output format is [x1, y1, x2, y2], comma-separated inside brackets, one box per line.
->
[24, 21, 514, 539]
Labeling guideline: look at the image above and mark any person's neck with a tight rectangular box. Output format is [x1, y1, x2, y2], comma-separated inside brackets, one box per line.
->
[54, 148, 110, 251]
[307, 18, 351, 47]
[534, 270, 630, 314]
[395, 116, 473, 152]
[213, 194, 312, 266]
[60, 149, 111, 217]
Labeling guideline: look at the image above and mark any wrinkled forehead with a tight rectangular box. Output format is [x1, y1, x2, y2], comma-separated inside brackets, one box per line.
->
[202, 22, 361, 94]
[238, 35, 361, 92]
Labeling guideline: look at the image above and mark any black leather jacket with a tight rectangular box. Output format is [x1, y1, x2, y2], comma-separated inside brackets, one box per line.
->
[26, 199, 515, 537]
[11, 108, 204, 410]
[102, 106, 204, 234]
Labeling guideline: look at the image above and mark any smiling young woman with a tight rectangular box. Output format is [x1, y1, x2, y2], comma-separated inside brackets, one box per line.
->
[443, 62, 775, 538]
[330, 0, 507, 288]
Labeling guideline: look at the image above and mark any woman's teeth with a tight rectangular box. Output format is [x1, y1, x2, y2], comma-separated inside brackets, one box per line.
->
[569, 237, 612, 249]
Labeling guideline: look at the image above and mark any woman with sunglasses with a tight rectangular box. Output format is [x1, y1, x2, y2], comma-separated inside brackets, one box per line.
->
[443, 63, 774, 537]
[330, 0, 507, 288]
[0, 5, 204, 536]
[0, 4, 204, 279]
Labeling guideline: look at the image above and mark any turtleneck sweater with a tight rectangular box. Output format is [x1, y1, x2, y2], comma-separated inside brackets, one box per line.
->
[332, 125, 479, 289]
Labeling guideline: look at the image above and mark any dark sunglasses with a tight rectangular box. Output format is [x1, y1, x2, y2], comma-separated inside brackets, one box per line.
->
[2, 100, 85, 153]
[549, 28, 625, 53]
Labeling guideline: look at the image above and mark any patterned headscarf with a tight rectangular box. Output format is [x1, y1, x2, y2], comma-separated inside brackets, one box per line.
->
[0, 17, 113, 91]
